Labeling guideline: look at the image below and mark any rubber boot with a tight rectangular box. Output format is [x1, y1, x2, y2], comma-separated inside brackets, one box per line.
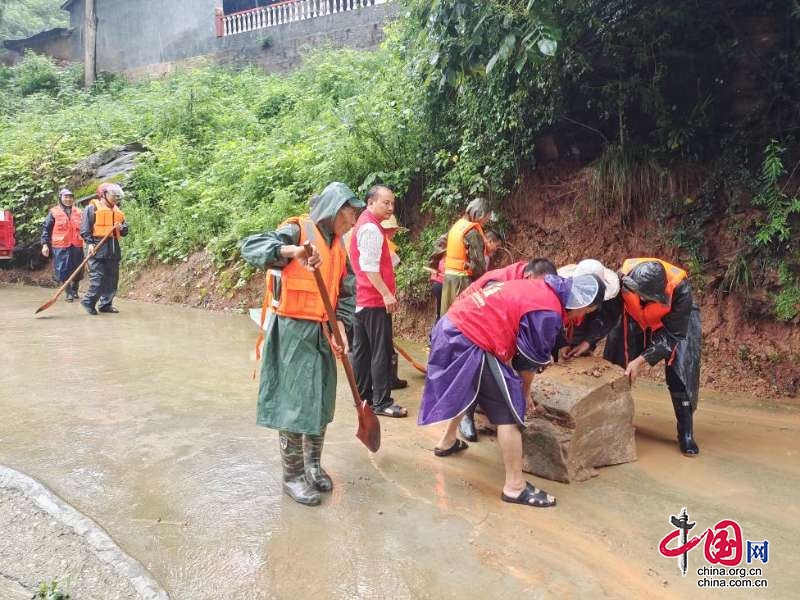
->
[390, 352, 408, 390]
[458, 404, 478, 442]
[303, 427, 333, 493]
[279, 431, 321, 505]
[672, 399, 699, 457]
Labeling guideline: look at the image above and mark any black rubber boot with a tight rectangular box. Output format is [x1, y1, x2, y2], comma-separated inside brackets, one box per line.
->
[81, 300, 98, 315]
[390, 352, 408, 390]
[672, 399, 699, 457]
[458, 405, 478, 442]
[279, 431, 321, 506]
[303, 427, 333, 493]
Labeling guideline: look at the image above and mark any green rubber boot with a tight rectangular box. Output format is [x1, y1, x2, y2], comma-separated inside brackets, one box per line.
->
[280, 431, 321, 506]
[304, 427, 333, 493]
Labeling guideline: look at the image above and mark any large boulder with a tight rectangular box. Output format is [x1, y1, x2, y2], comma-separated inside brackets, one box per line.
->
[521, 356, 637, 482]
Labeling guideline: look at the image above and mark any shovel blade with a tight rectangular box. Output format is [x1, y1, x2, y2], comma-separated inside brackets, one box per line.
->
[355, 401, 381, 452]
[34, 297, 57, 314]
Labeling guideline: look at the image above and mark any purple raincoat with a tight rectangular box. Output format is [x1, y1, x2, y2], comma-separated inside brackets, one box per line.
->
[418, 276, 572, 426]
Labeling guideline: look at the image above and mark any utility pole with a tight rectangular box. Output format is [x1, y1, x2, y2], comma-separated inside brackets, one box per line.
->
[84, 0, 97, 87]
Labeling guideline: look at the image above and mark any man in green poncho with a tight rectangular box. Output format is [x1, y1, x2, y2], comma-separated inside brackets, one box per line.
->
[240, 182, 364, 506]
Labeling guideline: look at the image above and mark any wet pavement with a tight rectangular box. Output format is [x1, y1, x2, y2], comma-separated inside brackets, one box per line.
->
[2, 283, 799, 599]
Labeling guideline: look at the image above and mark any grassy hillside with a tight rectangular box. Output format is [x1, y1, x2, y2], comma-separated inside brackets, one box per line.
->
[1, 1, 799, 324]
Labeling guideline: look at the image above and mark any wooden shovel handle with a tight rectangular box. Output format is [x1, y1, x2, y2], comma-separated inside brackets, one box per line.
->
[301, 243, 361, 405]
[301, 241, 381, 452]
[34, 225, 117, 314]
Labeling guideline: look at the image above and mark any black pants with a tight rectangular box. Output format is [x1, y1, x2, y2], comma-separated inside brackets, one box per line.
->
[352, 307, 393, 409]
[84, 257, 120, 308]
[431, 281, 443, 322]
[665, 363, 692, 411]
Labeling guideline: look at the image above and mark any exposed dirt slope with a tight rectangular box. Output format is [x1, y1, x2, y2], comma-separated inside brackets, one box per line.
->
[5, 165, 797, 402]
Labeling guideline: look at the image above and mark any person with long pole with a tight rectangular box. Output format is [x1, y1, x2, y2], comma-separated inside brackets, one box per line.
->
[80, 183, 128, 315]
[240, 182, 365, 507]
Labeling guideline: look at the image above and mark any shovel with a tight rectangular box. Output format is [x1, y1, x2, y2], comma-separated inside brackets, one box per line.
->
[35, 226, 117, 315]
[393, 341, 427, 374]
[301, 240, 380, 452]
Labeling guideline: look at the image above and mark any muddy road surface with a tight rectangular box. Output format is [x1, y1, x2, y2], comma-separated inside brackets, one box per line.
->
[2, 284, 798, 599]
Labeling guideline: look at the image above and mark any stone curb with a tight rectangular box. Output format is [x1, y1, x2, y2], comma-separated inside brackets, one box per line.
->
[0, 465, 169, 600]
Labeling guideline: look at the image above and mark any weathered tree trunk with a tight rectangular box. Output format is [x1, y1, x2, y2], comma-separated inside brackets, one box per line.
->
[84, 0, 97, 87]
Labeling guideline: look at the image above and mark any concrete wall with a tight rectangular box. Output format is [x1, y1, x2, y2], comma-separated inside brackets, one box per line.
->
[65, 0, 398, 78]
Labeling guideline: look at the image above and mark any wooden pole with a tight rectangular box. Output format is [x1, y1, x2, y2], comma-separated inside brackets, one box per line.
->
[301, 241, 380, 452]
[35, 225, 116, 315]
[84, 0, 97, 87]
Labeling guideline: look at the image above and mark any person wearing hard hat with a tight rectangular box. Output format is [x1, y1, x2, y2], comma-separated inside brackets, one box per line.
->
[603, 258, 702, 456]
[41, 188, 84, 302]
[80, 183, 128, 315]
[418, 273, 606, 508]
[240, 182, 363, 507]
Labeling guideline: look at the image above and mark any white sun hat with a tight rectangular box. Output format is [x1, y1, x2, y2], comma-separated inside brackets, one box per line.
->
[558, 259, 620, 301]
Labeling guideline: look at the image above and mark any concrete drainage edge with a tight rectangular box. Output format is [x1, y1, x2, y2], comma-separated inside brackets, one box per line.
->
[0, 465, 169, 600]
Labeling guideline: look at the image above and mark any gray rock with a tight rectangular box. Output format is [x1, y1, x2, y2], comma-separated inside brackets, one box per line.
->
[71, 142, 146, 187]
[521, 357, 637, 483]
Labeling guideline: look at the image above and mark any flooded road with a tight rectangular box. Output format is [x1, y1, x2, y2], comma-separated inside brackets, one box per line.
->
[2, 284, 799, 599]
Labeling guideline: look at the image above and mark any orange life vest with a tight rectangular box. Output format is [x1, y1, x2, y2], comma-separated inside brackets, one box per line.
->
[620, 258, 687, 331]
[50, 205, 83, 249]
[620, 258, 687, 367]
[91, 200, 125, 239]
[260, 216, 346, 323]
[253, 216, 346, 369]
[444, 217, 488, 276]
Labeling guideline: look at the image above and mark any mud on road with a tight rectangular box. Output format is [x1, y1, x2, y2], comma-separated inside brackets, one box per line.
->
[2, 284, 798, 599]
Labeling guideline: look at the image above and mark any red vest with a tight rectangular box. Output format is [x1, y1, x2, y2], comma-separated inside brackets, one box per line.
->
[350, 209, 396, 308]
[49, 205, 83, 249]
[460, 261, 527, 299]
[448, 279, 564, 363]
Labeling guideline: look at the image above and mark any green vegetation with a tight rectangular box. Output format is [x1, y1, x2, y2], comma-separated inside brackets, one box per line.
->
[0, 0, 799, 321]
[0, 0, 67, 42]
[34, 580, 71, 600]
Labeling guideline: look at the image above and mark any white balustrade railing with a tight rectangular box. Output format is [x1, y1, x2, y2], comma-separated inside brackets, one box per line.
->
[218, 0, 387, 37]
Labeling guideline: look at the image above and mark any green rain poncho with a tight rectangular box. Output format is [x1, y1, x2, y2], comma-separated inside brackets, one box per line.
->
[240, 183, 363, 435]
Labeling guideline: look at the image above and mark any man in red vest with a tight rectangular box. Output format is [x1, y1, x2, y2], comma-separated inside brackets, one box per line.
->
[41, 188, 84, 302]
[349, 185, 408, 418]
[603, 259, 702, 456]
[455, 257, 557, 442]
[80, 183, 128, 315]
[418, 273, 605, 508]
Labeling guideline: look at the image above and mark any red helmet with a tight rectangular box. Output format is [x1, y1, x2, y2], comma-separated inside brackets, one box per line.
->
[96, 182, 124, 200]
